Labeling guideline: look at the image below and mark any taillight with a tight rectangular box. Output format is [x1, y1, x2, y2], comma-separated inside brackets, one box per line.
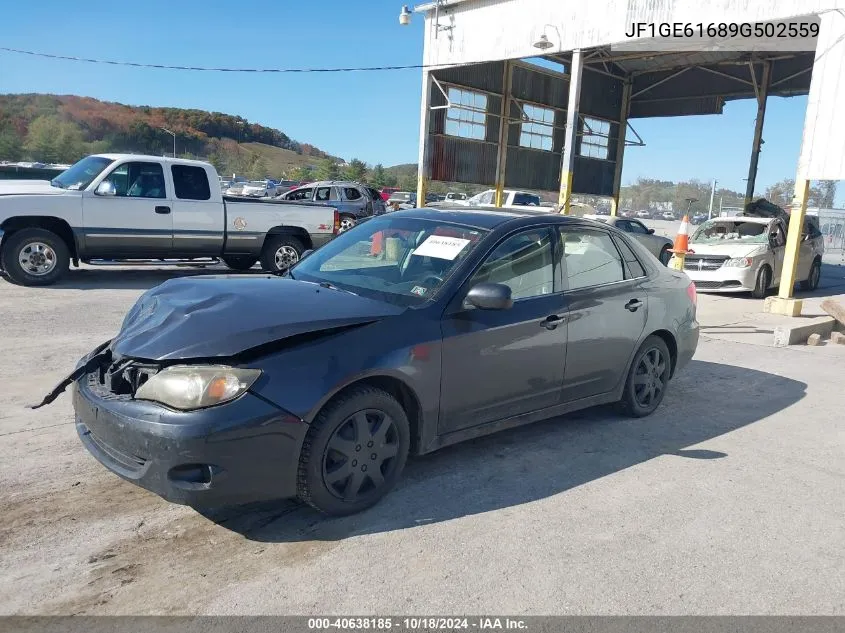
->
[333, 210, 340, 235]
[686, 281, 697, 307]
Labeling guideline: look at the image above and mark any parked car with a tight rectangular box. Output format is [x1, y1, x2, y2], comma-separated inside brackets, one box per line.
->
[386, 191, 413, 207]
[583, 215, 674, 265]
[635, 210, 652, 219]
[274, 180, 300, 196]
[660, 211, 676, 221]
[444, 192, 467, 202]
[379, 187, 400, 202]
[691, 212, 708, 225]
[0, 154, 339, 286]
[620, 209, 635, 218]
[241, 179, 277, 198]
[38, 207, 699, 516]
[674, 203, 824, 298]
[281, 181, 385, 232]
[459, 189, 542, 208]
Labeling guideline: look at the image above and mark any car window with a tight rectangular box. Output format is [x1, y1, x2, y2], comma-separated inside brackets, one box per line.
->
[512, 193, 541, 206]
[469, 228, 554, 300]
[171, 165, 211, 201]
[315, 187, 333, 202]
[773, 224, 787, 247]
[627, 220, 649, 234]
[558, 228, 625, 290]
[291, 216, 488, 307]
[613, 236, 647, 278]
[102, 162, 166, 199]
[479, 191, 494, 205]
[288, 187, 313, 201]
[344, 187, 362, 201]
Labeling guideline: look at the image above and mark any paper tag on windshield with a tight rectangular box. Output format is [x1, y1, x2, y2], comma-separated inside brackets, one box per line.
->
[412, 235, 471, 260]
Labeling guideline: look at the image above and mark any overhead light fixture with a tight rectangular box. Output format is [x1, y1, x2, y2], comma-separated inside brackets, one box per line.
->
[533, 34, 554, 50]
[399, 5, 412, 26]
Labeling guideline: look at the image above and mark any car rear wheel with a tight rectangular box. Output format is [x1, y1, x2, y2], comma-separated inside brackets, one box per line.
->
[751, 265, 771, 299]
[1, 228, 70, 287]
[259, 234, 304, 273]
[618, 335, 672, 418]
[222, 255, 257, 271]
[658, 245, 672, 266]
[297, 385, 410, 516]
[800, 258, 821, 292]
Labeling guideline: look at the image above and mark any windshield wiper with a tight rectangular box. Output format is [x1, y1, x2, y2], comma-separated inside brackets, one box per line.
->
[50, 179, 64, 189]
[318, 280, 358, 295]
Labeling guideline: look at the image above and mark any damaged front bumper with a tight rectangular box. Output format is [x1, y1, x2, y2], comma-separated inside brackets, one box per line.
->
[71, 353, 308, 508]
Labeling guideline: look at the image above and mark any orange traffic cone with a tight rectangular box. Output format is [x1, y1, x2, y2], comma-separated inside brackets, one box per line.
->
[670, 215, 692, 255]
[667, 215, 693, 271]
[370, 230, 384, 257]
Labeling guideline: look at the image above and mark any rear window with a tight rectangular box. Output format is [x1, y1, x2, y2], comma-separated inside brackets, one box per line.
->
[344, 187, 362, 201]
[171, 165, 211, 200]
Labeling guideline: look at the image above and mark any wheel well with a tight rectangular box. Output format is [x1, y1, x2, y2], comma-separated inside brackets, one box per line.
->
[264, 226, 312, 250]
[650, 329, 678, 378]
[332, 376, 423, 455]
[1, 216, 78, 259]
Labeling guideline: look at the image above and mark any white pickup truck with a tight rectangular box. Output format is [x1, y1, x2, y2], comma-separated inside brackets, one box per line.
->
[0, 154, 339, 286]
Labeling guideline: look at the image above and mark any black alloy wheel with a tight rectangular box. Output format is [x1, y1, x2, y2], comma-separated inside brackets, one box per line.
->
[619, 335, 672, 418]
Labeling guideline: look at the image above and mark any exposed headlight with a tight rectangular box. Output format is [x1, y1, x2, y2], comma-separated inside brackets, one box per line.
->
[724, 257, 753, 267]
[135, 365, 262, 410]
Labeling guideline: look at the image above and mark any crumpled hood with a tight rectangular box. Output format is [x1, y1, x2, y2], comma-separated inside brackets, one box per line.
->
[112, 276, 404, 361]
[0, 180, 66, 196]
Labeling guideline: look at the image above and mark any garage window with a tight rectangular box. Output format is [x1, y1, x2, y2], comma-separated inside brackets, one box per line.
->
[579, 117, 610, 160]
[445, 87, 487, 141]
[519, 104, 555, 151]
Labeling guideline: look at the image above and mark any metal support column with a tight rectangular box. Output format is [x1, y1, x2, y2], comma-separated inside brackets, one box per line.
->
[744, 61, 771, 206]
[778, 178, 811, 301]
[558, 49, 583, 214]
[494, 61, 513, 208]
[609, 78, 632, 217]
[416, 70, 433, 208]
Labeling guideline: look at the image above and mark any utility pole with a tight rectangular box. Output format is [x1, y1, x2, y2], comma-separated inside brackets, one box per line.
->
[708, 179, 717, 219]
[160, 127, 176, 158]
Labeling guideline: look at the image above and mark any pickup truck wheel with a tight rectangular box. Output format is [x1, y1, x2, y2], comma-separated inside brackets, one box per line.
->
[222, 255, 257, 271]
[1, 228, 70, 287]
[339, 215, 356, 233]
[260, 234, 304, 272]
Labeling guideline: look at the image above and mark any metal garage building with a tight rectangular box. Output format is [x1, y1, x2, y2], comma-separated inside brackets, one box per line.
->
[410, 0, 845, 312]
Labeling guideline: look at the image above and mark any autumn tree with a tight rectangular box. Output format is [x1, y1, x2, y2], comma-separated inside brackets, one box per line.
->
[0, 120, 22, 161]
[289, 165, 314, 181]
[315, 158, 340, 180]
[343, 158, 367, 182]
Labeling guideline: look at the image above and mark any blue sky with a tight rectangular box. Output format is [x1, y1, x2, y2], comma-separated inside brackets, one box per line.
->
[0, 0, 838, 202]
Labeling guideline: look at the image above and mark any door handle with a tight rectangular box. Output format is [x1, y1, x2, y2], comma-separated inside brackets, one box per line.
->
[540, 314, 566, 330]
[155, 206, 171, 214]
[625, 299, 643, 312]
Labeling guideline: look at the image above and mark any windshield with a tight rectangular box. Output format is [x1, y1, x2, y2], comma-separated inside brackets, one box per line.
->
[691, 219, 771, 244]
[290, 215, 489, 307]
[512, 193, 541, 206]
[51, 156, 114, 190]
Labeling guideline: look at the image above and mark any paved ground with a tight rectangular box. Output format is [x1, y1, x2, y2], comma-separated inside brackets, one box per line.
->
[0, 264, 843, 615]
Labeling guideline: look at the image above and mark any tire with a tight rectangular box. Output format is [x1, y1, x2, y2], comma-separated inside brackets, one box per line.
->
[799, 258, 821, 292]
[222, 255, 257, 271]
[297, 385, 411, 516]
[259, 234, 305, 273]
[618, 335, 672, 418]
[658, 245, 672, 266]
[338, 214, 356, 233]
[751, 265, 771, 299]
[1, 228, 70, 287]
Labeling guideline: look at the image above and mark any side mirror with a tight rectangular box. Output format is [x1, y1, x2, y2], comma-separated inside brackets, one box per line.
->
[465, 283, 513, 310]
[95, 181, 117, 197]
[648, 228, 655, 234]
[300, 249, 314, 260]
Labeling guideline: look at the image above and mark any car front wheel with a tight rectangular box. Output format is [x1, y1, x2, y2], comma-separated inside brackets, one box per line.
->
[752, 265, 771, 299]
[297, 385, 411, 516]
[800, 258, 821, 292]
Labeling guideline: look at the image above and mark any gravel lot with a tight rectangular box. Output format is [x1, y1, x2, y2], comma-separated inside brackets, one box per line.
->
[0, 265, 843, 615]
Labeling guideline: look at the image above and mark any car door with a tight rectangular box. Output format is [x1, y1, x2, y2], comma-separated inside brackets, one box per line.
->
[770, 222, 787, 281]
[170, 164, 225, 256]
[439, 227, 568, 434]
[81, 160, 173, 257]
[796, 218, 822, 280]
[557, 226, 648, 402]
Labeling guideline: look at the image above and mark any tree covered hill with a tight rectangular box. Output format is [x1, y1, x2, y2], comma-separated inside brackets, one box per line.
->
[0, 93, 336, 178]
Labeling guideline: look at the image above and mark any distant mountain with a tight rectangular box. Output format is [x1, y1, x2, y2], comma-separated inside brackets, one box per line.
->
[0, 93, 338, 179]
